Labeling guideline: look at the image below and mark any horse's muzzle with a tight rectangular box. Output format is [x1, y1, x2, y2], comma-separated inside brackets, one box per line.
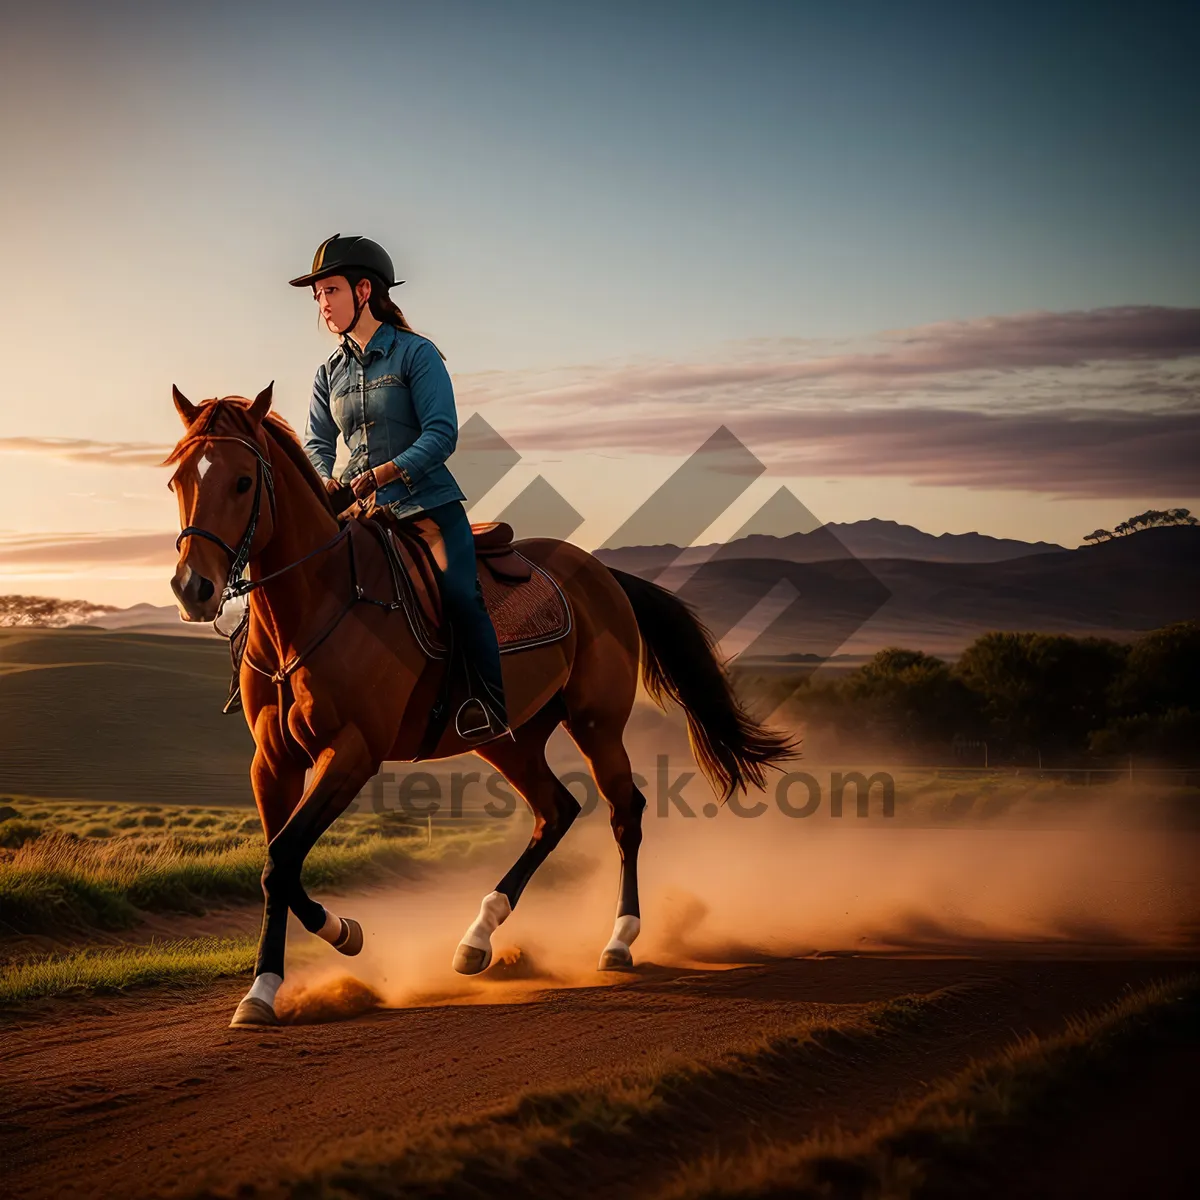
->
[172, 563, 218, 621]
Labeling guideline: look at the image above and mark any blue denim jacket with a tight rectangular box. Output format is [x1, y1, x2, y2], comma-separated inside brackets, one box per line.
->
[303, 322, 467, 518]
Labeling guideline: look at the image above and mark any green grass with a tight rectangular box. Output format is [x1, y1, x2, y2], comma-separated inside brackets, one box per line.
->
[0, 799, 503, 936]
[0, 936, 257, 1004]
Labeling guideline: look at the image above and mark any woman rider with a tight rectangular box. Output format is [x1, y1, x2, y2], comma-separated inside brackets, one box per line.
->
[291, 233, 511, 742]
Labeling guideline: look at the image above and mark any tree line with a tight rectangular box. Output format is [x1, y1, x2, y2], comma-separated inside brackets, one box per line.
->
[1082, 508, 1196, 544]
[738, 621, 1200, 766]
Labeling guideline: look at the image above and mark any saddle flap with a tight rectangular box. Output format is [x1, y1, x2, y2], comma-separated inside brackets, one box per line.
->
[387, 526, 443, 628]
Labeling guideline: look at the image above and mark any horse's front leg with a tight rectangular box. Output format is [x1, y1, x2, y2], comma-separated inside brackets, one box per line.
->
[230, 722, 376, 1029]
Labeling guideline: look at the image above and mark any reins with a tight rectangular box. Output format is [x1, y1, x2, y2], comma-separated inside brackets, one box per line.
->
[173, 430, 365, 683]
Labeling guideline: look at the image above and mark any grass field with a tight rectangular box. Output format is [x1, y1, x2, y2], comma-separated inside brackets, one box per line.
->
[0, 796, 503, 934]
[0, 936, 258, 1005]
[0, 794, 507, 1004]
[0, 627, 255, 803]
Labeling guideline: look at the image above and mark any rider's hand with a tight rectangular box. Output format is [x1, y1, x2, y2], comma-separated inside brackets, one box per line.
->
[372, 461, 399, 489]
[323, 477, 341, 495]
[349, 469, 378, 501]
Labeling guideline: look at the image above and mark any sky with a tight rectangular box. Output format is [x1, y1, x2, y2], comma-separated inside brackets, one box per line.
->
[1, 0, 1197, 606]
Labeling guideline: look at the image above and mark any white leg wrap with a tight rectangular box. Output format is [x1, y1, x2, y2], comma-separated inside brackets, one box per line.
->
[460, 891, 512, 951]
[603, 914, 641, 955]
[245, 972, 283, 1007]
[315, 905, 343, 945]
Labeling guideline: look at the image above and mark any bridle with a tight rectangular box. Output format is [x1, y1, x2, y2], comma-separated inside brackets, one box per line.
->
[175, 435, 277, 607]
[172, 429, 376, 686]
[173, 433, 350, 623]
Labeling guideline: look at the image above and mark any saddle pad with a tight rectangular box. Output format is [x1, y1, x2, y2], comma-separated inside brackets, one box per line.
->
[480, 550, 571, 652]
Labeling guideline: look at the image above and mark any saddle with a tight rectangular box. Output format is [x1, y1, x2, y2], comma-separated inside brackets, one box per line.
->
[364, 509, 570, 658]
[222, 493, 572, 764]
[360, 506, 572, 759]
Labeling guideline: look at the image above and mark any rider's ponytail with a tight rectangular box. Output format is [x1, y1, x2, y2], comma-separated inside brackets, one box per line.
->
[345, 269, 448, 362]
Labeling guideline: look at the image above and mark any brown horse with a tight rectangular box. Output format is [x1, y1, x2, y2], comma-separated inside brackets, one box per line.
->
[164, 384, 801, 1028]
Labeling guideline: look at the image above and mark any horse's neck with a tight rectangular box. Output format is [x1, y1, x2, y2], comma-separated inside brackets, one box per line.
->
[249, 444, 342, 630]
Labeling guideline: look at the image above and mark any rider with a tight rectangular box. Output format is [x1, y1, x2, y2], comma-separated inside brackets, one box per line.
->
[291, 233, 511, 743]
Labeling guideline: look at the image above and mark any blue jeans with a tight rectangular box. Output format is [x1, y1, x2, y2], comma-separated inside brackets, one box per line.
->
[418, 500, 507, 713]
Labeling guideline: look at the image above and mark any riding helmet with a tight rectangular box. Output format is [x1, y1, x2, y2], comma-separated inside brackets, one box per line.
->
[288, 234, 405, 288]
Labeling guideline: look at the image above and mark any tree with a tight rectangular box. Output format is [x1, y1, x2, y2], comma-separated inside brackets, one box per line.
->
[1108, 620, 1200, 715]
[1080, 507, 1196, 544]
[842, 647, 982, 748]
[955, 631, 1127, 755]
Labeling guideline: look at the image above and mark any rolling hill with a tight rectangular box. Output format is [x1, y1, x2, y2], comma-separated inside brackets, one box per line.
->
[657, 525, 1200, 659]
[0, 527, 1193, 805]
[0, 628, 254, 804]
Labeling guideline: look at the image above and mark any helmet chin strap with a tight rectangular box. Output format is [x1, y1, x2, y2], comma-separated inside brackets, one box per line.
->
[335, 288, 369, 347]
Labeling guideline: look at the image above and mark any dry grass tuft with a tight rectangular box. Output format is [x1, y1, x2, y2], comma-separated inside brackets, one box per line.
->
[0, 818, 501, 937]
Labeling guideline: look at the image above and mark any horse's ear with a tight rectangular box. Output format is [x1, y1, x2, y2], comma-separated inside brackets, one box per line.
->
[248, 381, 274, 426]
[172, 384, 199, 427]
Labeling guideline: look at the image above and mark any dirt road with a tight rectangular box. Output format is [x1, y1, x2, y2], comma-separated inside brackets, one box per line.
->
[3, 953, 1197, 1199]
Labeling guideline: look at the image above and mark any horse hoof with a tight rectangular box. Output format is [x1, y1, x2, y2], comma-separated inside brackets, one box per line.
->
[598, 944, 634, 971]
[453, 943, 493, 975]
[229, 997, 280, 1028]
[335, 917, 363, 957]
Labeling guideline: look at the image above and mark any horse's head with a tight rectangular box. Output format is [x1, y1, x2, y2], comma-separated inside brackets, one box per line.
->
[165, 383, 277, 623]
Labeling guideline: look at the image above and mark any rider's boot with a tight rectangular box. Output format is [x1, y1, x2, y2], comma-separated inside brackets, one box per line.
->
[455, 658, 513, 743]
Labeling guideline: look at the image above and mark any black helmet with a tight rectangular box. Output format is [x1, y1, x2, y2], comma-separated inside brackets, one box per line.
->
[288, 234, 405, 288]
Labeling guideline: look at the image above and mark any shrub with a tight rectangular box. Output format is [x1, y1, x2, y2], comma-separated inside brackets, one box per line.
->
[956, 632, 1127, 754]
[0, 819, 43, 849]
[1088, 706, 1200, 759]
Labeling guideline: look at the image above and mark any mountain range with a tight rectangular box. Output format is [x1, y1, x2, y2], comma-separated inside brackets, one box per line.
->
[0, 520, 1193, 657]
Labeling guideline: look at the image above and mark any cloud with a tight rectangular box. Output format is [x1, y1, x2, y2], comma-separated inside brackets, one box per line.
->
[506, 406, 1200, 500]
[0, 531, 176, 566]
[0, 437, 170, 466]
[2, 306, 1197, 501]
[487, 305, 1200, 410]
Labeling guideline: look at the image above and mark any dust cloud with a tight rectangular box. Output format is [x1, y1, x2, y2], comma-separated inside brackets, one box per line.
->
[276, 715, 1200, 1020]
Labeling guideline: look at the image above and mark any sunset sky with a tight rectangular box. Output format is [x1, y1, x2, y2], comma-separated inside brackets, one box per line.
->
[1, 0, 1197, 607]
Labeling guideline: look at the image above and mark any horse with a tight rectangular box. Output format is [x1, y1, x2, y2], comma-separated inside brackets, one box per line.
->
[164, 383, 802, 1028]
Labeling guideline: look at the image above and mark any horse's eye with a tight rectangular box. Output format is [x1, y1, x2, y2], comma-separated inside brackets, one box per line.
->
[236, 476, 253, 494]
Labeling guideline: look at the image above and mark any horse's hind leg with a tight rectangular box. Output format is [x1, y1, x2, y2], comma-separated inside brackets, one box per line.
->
[452, 697, 579, 975]
[566, 714, 646, 970]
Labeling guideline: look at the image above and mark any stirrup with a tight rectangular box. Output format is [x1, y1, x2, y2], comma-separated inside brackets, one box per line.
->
[455, 697, 491, 739]
[454, 696, 513, 742]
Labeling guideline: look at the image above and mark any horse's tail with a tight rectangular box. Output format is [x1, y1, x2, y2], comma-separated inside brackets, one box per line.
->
[607, 566, 802, 802]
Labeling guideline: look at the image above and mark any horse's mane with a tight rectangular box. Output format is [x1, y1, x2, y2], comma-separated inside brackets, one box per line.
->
[162, 397, 337, 519]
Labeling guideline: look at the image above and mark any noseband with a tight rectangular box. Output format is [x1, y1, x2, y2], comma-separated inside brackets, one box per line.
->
[174, 435, 279, 608]
[173, 432, 354, 640]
